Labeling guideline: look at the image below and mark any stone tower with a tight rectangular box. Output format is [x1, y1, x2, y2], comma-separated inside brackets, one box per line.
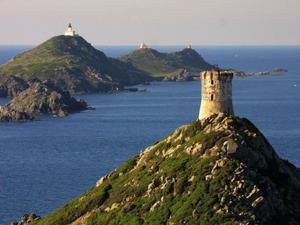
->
[198, 70, 234, 120]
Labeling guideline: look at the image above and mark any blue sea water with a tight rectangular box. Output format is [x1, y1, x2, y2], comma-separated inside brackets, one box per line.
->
[0, 45, 299, 224]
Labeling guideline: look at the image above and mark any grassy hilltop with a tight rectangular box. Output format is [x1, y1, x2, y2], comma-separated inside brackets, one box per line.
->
[0, 37, 215, 96]
[119, 47, 214, 78]
[0, 36, 153, 96]
[30, 114, 300, 225]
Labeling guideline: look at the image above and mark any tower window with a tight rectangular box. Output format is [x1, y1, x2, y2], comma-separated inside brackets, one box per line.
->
[211, 94, 214, 101]
[211, 80, 214, 85]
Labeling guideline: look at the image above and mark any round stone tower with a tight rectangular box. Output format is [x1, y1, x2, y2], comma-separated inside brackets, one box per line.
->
[198, 70, 234, 120]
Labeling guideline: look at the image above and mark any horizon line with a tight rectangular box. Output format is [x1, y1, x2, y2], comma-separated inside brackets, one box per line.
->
[1, 44, 300, 47]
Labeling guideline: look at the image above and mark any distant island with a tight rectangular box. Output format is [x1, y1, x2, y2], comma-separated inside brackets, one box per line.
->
[0, 25, 289, 123]
[231, 68, 288, 77]
[0, 35, 154, 98]
[119, 44, 214, 80]
[0, 26, 219, 122]
[0, 28, 288, 99]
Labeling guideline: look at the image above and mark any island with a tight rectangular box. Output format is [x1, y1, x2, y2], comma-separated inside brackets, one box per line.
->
[231, 68, 289, 77]
[0, 35, 153, 97]
[119, 44, 215, 80]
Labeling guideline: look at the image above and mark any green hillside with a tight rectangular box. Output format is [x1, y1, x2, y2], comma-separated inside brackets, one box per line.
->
[31, 114, 300, 225]
[119, 48, 214, 77]
[0, 36, 153, 96]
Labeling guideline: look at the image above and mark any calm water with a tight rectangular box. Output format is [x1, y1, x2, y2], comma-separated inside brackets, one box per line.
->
[0, 45, 299, 224]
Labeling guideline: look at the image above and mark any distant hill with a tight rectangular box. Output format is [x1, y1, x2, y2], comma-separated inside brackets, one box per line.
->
[119, 47, 214, 78]
[29, 114, 300, 225]
[0, 36, 153, 97]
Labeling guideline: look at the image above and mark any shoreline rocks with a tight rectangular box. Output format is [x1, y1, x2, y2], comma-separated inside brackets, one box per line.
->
[0, 80, 88, 122]
[163, 69, 195, 82]
[231, 68, 288, 77]
[9, 213, 41, 225]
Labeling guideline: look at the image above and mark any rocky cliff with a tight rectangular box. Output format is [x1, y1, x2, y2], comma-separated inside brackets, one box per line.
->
[27, 114, 300, 224]
[0, 81, 87, 122]
[119, 47, 214, 78]
[0, 36, 153, 97]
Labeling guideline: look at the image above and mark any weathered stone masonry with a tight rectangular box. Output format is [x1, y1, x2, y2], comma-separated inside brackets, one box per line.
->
[198, 70, 234, 120]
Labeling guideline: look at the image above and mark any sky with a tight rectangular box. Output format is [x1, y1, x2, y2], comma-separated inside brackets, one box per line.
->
[0, 0, 299, 45]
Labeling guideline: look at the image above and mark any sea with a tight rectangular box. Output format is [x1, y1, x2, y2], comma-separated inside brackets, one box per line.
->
[0, 45, 299, 224]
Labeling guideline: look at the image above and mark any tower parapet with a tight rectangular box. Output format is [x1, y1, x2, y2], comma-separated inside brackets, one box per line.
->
[198, 70, 234, 120]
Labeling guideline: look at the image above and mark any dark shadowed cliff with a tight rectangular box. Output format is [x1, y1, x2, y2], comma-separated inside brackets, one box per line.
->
[0, 80, 87, 122]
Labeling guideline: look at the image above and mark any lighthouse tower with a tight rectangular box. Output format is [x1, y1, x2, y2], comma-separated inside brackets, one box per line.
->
[139, 42, 148, 49]
[64, 23, 76, 36]
[198, 70, 234, 120]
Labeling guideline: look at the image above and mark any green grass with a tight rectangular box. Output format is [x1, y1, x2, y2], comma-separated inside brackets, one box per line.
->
[32, 118, 254, 225]
[32, 116, 299, 225]
[0, 35, 153, 95]
[119, 48, 214, 77]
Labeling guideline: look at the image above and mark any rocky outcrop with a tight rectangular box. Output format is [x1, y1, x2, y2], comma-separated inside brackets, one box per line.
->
[0, 76, 29, 97]
[29, 114, 300, 224]
[231, 68, 288, 77]
[163, 69, 195, 81]
[0, 107, 33, 122]
[0, 81, 88, 122]
[9, 213, 41, 225]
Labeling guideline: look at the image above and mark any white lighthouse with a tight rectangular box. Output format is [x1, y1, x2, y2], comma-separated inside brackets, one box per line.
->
[139, 42, 148, 49]
[64, 23, 76, 36]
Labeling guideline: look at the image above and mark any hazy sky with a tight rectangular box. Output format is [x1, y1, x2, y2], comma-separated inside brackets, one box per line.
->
[0, 0, 299, 45]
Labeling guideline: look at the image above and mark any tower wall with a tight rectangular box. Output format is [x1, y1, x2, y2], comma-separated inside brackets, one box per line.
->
[198, 70, 234, 120]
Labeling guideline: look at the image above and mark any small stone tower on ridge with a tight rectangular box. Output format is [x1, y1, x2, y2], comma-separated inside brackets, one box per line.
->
[198, 70, 234, 120]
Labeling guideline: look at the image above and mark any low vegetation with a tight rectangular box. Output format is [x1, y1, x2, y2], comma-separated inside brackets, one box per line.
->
[0, 35, 153, 97]
[119, 48, 214, 77]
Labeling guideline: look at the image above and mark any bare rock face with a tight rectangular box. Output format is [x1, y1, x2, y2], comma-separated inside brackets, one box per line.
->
[0, 80, 88, 122]
[0, 76, 29, 97]
[163, 69, 195, 82]
[0, 107, 33, 122]
[9, 213, 41, 225]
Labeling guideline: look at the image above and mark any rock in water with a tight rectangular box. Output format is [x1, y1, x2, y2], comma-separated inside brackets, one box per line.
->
[9, 213, 41, 225]
[0, 107, 34, 122]
[29, 114, 300, 224]
[0, 81, 88, 122]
